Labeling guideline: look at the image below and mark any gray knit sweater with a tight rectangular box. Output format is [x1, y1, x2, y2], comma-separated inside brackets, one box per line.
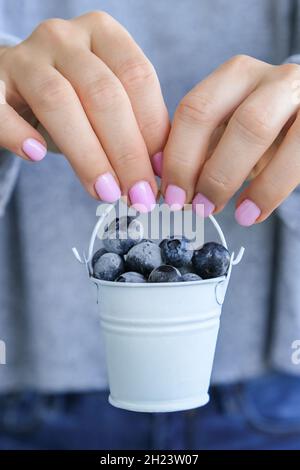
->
[1, 0, 300, 392]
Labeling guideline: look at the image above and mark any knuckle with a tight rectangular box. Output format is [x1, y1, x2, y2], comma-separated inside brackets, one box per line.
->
[228, 54, 253, 69]
[4, 43, 28, 69]
[10, 43, 26, 61]
[165, 149, 195, 173]
[177, 93, 216, 126]
[115, 151, 140, 168]
[232, 105, 273, 145]
[35, 76, 73, 111]
[34, 18, 72, 42]
[83, 77, 125, 112]
[139, 115, 163, 138]
[86, 10, 113, 27]
[203, 169, 234, 195]
[118, 58, 156, 88]
[279, 63, 300, 82]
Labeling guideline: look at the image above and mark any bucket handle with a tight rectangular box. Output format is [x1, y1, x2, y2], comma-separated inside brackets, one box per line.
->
[72, 204, 245, 273]
[208, 215, 244, 266]
[72, 203, 115, 274]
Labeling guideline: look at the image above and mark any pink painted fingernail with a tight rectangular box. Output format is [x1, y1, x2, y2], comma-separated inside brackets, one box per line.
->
[165, 184, 186, 211]
[235, 198, 261, 227]
[22, 138, 47, 161]
[95, 172, 121, 203]
[192, 193, 215, 217]
[129, 180, 156, 213]
[152, 151, 163, 177]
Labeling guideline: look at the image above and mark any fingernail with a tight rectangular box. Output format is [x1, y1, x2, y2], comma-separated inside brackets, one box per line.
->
[95, 172, 121, 203]
[152, 151, 163, 177]
[235, 198, 261, 227]
[129, 180, 156, 213]
[22, 138, 47, 161]
[165, 184, 186, 211]
[192, 193, 215, 217]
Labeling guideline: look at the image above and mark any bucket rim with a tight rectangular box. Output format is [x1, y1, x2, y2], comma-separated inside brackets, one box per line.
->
[90, 274, 226, 288]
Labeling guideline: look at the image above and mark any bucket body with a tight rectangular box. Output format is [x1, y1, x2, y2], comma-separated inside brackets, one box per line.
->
[94, 276, 227, 413]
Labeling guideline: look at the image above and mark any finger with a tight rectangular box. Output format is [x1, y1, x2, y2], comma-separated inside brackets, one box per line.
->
[73, 11, 170, 159]
[247, 114, 296, 180]
[195, 73, 299, 215]
[0, 100, 47, 161]
[162, 56, 269, 208]
[235, 111, 300, 226]
[13, 65, 121, 201]
[246, 116, 295, 180]
[247, 133, 282, 180]
[54, 47, 157, 208]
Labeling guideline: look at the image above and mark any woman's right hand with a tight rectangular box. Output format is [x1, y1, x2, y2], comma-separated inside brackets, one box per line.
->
[0, 11, 169, 210]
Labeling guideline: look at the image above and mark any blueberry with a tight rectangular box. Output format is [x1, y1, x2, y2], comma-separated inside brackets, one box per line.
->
[116, 272, 147, 283]
[192, 242, 230, 279]
[125, 240, 162, 276]
[178, 263, 196, 275]
[160, 237, 193, 267]
[91, 247, 107, 268]
[103, 216, 143, 255]
[93, 252, 125, 281]
[148, 265, 182, 283]
[181, 273, 202, 282]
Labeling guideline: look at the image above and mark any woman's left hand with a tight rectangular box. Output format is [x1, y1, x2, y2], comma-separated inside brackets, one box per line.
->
[161, 55, 300, 226]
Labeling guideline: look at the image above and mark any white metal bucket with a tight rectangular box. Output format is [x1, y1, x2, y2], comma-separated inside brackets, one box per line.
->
[73, 206, 244, 413]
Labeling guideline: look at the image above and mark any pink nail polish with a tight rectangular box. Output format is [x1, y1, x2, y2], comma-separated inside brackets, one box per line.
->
[152, 151, 163, 177]
[192, 193, 215, 217]
[165, 184, 186, 211]
[129, 180, 156, 213]
[95, 172, 121, 203]
[22, 138, 47, 161]
[235, 198, 261, 227]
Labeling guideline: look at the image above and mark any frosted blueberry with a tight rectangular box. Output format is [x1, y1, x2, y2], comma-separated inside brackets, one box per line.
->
[103, 216, 143, 255]
[125, 240, 162, 276]
[148, 265, 182, 283]
[178, 263, 196, 275]
[192, 242, 230, 279]
[160, 237, 193, 267]
[116, 272, 147, 283]
[91, 247, 107, 268]
[181, 272, 202, 282]
[93, 252, 125, 281]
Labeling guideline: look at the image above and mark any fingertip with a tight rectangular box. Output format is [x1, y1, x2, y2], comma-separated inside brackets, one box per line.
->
[192, 193, 215, 217]
[22, 138, 47, 162]
[94, 172, 122, 203]
[234, 198, 261, 227]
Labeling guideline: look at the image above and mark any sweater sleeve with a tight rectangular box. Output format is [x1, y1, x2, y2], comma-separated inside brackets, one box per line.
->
[0, 32, 22, 217]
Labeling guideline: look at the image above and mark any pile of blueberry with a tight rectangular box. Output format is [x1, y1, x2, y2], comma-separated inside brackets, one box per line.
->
[92, 216, 230, 283]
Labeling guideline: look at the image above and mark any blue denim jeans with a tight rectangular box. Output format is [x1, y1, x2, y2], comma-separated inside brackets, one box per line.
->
[0, 372, 300, 450]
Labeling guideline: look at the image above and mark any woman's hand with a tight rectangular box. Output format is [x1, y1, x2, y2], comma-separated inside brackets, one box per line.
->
[162, 55, 300, 225]
[0, 11, 169, 210]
